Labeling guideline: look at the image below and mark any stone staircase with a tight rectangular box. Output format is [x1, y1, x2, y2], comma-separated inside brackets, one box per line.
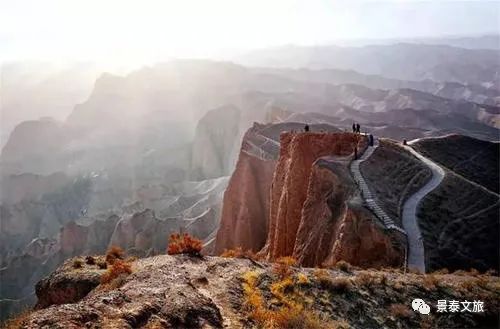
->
[350, 139, 407, 235]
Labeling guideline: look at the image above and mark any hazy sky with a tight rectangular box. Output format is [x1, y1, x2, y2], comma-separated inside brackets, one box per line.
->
[1, 0, 499, 65]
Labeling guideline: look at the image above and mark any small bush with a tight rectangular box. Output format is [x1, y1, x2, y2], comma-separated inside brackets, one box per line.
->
[72, 259, 83, 269]
[485, 269, 498, 276]
[355, 272, 377, 288]
[334, 260, 352, 272]
[460, 276, 490, 292]
[125, 256, 138, 263]
[106, 245, 125, 264]
[328, 277, 353, 293]
[241, 271, 264, 311]
[460, 279, 476, 291]
[423, 274, 439, 291]
[270, 277, 295, 302]
[167, 233, 203, 256]
[242, 270, 335, 329]
[221, 247, 244, 258]
[221, 247, 260, 260]
[97, 260, 107, 269]
[313, 269, 352, 293]
[100, 259, 133, 285]
[380, 274, 388, 286]
[409, 268, 422, 275]
[452, 270, 469, 276]
[392, 280, 404, 291]
[85, 256, 95, 265]
[389, 303, 412, 318]
[296, 273, 309, 285]
[433, 268, 449, 275]
[273, 256, 297, 279]
[469, 268, 480, 276]
[265, 307, 325, 329]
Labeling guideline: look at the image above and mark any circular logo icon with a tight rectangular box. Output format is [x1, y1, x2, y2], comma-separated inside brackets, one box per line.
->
[412, 299, 431, 314]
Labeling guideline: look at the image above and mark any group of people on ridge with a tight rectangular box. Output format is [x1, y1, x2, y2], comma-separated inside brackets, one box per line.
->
[352, 123, 361, 133]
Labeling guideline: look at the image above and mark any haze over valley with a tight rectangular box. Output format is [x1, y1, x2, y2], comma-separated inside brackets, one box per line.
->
[1, 1, 499, 327]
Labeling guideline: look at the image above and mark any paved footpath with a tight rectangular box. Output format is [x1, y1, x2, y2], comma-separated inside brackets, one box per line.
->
[350, 138, 406, 235]
[401, 144, 445, 273]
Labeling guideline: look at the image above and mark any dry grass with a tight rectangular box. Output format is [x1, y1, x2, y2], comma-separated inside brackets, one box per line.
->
[331, 319, 351, 329]
[1, 310, 32, 329]
[334, 260, 352, 272]
[97, 260, 107, 269]
[408, 268, 422, 275]
[100, 259, 133, 285]
[328, 277, 353, 293]
[105, 245, 125, 264]
[167, 233, 203, 256]
[460, 278, 476, 292]
[270, 276, 295, 303]
[420, 316, 434, 329]
[392, 280, 404, 291]
[432, 268, 449, 275]
[296, 273, 309, 285]
[125, 256, 138, 263]
[220, 247, 260, 260]
[72, 259, 83, 269]
[241, 270, 335, 329]
[273, 256, 297, 279]
[85, 256, 96, 265]
[453, 268, 482, 277]
[379, 274, 388, 286]
[354, 271, 377, 288]
[485, 269, 498, 276]
[460, 275, 491, 292]
[313, 269, 352, 293]
[241, 266, 500, 329]
[469, 268, 480, 276]
[422, 274, 440, 291]
[389, 304, 412, 319]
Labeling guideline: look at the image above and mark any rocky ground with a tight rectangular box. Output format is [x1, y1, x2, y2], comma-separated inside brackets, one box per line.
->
[411, 135, 499, 193]
[4, 254, 499, 329]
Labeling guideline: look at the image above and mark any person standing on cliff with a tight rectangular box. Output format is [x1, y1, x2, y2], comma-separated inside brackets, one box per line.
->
[352, 123, 356, 133]
[356, 123, 361, 134]
[304, 124, 310, 132]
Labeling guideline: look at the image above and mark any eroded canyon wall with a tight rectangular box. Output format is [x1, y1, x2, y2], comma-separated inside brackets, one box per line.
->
[270, 133, 403, 267]
[214, 151, 276, 254]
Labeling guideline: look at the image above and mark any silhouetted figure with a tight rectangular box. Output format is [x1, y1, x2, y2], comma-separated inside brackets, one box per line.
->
[354, 146, 358, 160]
[304, 124, 310, 132]
[356, 123, 360, 133]
[403, 139, 407, 145]
[352, 123, 356, 133]
[369, 134, 374, 146]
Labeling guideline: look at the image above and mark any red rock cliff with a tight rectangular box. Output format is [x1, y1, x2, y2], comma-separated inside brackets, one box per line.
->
[292, 160, 402, 267]
[263, 132, 403, 267]
[214, 123, 282, 254]
[264, 133, 362, 258]
[214, 150, 276, 254]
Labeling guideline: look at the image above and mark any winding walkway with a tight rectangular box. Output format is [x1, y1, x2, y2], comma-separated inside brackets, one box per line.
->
[401, 145, 445, 273]
[350, 139, 406, 235]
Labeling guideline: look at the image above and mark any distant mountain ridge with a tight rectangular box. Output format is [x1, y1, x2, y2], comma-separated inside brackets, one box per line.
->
[238, 43, 500, 87]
